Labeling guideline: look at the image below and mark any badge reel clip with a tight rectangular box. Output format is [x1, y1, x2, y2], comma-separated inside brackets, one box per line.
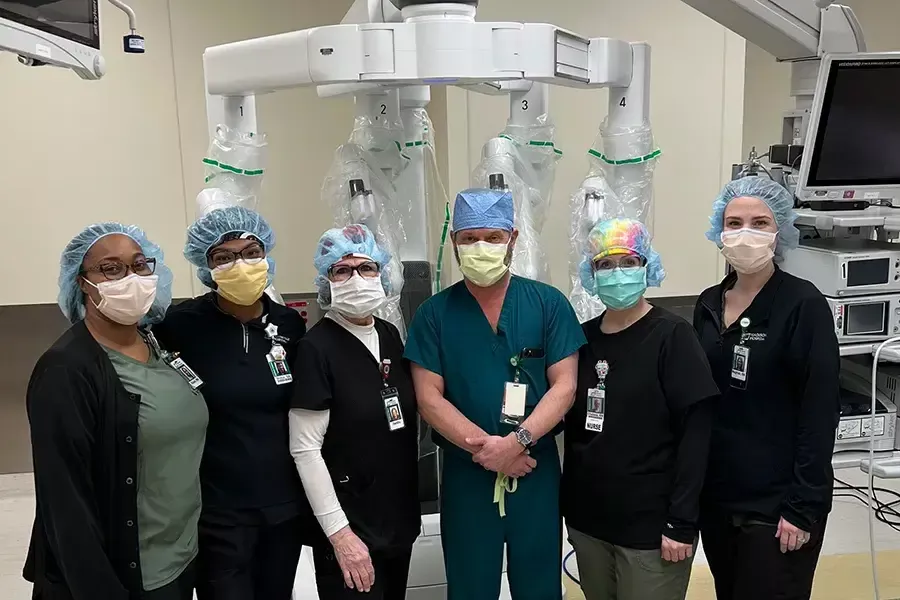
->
[730, 317, 751, 390]
[264, 323, 293, 386]
[502, 348, 543, 426]
[381, 358, 406, 431]
[585, 360, 607, 432]
[145, 330, 204, 393]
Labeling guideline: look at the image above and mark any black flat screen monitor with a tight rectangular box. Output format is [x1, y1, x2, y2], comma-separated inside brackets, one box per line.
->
[0, 0, 99, 49]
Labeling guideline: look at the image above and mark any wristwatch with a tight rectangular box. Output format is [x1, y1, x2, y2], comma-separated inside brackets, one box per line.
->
[514, 426, 534, 449]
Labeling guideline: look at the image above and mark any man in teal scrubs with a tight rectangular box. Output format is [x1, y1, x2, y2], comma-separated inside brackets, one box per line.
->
[405, 188, 585, 600]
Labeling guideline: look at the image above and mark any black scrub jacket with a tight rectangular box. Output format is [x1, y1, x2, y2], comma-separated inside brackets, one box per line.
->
[291, 317, 421, 552]
[152, 293, 313, 524]
[24, 322, 161, 599]
[693, 267, 841, 531]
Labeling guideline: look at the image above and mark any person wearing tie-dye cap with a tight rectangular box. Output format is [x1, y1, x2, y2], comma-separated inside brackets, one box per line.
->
[561, 217, 719, 600]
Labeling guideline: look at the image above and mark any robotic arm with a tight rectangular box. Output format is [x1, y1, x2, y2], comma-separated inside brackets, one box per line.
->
[680, 0, 864, 59]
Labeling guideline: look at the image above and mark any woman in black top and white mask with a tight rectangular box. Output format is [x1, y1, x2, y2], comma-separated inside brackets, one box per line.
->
[693, 177, 840, 600]
[153, 206, 314, 600]
[290, 225, 420, 600]
[25, 223, 206, 600]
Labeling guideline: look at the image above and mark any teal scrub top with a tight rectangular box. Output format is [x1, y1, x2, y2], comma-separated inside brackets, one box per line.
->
[405, 276, 586, 456]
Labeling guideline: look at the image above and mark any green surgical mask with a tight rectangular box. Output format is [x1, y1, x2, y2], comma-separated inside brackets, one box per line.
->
[457, 241, 510, 287]
[593, 266, 648, 310]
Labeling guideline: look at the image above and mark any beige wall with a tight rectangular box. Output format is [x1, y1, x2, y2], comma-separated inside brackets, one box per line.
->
[742, 0, 900, 159]
[0, 0, 355, 306]
[444, 0, 747, 296]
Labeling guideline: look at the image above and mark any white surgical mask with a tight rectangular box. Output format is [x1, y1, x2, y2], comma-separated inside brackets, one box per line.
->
[84, 273, 159, 325]
[720, 228, 777, 274]
[330, 273, 386, 318]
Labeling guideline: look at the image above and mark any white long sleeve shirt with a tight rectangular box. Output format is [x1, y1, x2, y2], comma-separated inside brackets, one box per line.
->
[289, 311, 380, 538]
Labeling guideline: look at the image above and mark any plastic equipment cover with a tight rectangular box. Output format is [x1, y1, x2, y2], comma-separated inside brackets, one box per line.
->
[321, 144, 407, 338]
[348, 109, 409, 182]
[569, 121, 659, 323]
[471, 112, 561, 283]
[197, 125, 268, 216]
[405, 107, 452, 294]
[195, 124, 284, 304]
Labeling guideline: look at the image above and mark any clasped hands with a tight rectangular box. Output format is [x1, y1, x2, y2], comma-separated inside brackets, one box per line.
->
[466, 434, 536, 477]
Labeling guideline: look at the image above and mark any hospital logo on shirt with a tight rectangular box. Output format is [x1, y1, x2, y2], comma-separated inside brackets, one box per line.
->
[743, 332, 767, 343]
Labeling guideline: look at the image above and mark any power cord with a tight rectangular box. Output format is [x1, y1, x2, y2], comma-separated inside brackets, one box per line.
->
[864, 337, 900, 600]
[833, 475, 900, 533]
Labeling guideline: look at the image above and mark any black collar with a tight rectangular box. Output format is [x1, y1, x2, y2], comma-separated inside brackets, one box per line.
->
[701, 266, 787, 333]
[202, 292, 273, 329]
[321, 316, 389, 368]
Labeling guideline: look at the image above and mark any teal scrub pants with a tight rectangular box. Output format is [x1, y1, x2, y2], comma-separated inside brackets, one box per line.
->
[440, 445, 562, 600]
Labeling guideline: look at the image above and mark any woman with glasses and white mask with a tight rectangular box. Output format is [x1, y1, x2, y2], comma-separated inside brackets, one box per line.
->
[693, 177, 840, 600]
[152, 206, 314, 600]
[562, 218, 719, 600]
[290, 225, 420, 600]
[25, 223, 207, 600]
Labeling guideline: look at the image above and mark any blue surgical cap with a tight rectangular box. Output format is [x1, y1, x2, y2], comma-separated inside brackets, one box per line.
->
[579, 218, 665, 291]
[184, 206, 276, 288]
[452, 188, 514, 233]
[58, 223, 174, 326]
[706, 177, 799, 260]
[313, 224, 392, 308]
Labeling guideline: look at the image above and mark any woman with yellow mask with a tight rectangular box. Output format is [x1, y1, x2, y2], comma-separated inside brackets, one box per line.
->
[153, 206, 315, 600]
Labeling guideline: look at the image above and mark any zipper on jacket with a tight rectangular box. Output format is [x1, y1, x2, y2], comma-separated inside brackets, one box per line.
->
[241, 323, 249, 354]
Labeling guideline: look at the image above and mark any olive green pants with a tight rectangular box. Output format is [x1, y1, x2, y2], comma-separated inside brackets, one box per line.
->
[568, 527, 694, 600]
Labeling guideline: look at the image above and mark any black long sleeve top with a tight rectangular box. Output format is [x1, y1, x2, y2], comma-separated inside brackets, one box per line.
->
[693, 267, 841, 531]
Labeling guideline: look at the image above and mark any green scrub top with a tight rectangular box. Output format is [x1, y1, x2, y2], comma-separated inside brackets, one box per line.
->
[104, 345, 208, 592]
[405, 276, 586, 455]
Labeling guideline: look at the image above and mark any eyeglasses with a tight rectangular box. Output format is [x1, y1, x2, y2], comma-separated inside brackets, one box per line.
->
[83, 257, 157, 281]
[328, 262, 381, 282]
[592, 254, 644, 272]
[208, 244, 265, 269]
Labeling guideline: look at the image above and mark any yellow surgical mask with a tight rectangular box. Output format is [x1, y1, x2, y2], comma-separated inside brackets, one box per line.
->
[211, 259, 269, 306]
[457, 241, 510, 287]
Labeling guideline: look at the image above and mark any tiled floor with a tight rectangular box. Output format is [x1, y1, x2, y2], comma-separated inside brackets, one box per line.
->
[5, 468, 900, 599]
[0, 474, 36, 600]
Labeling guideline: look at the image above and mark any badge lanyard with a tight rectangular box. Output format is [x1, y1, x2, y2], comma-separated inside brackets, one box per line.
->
[730, 317, 751, 390]
[145, 331, 204, 393]
[264, 323, 293, 386]
[502, 353, 528, 425]
[585, 360, 607, 432]
[380, 358, 405, 431]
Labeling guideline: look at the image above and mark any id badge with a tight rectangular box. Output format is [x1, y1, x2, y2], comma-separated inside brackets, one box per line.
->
[169, 357, 204, 391]
[382, 388, 405, 431]
[267, 354, 293, 385]
[585, 387, 605, 432]
[731, 345, 750, 389]
[501, 382, 528, 425]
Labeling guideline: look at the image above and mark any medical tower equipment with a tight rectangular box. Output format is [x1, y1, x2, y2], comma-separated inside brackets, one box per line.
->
[199, 0, 881, 596]
[0, 0, 142, 79]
